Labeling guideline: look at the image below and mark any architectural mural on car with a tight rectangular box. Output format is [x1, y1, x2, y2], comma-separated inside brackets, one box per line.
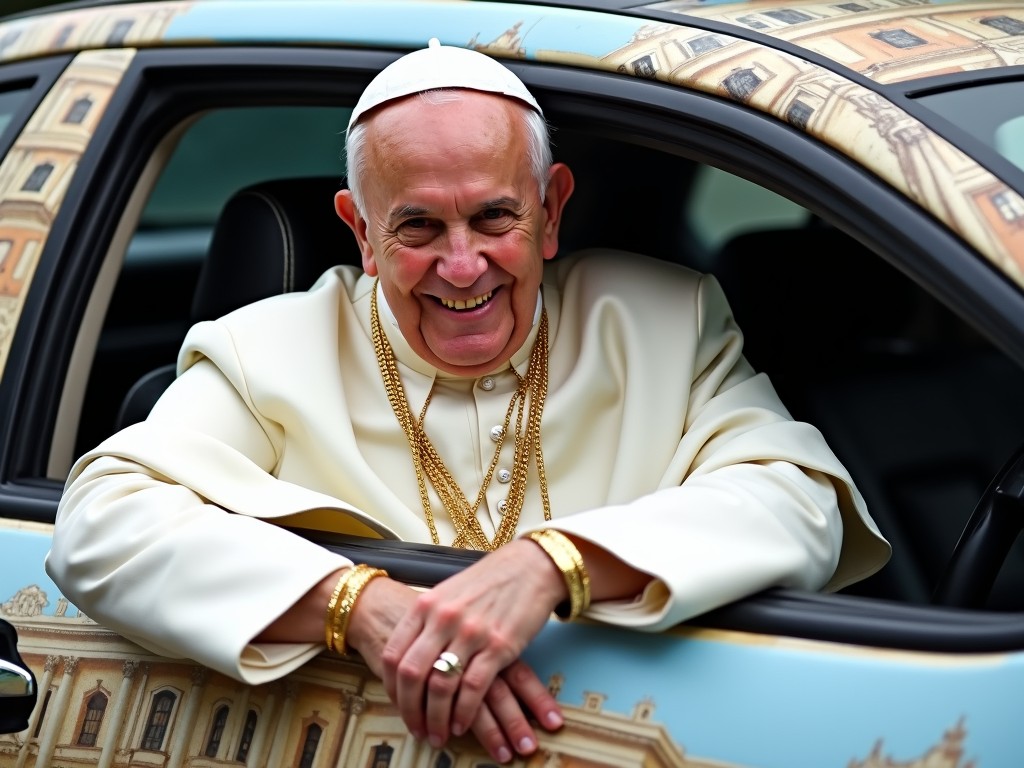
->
[0, 0, 189, 378]
[0, 48, 133, 379]
[0, 2, 1020, 766]
[608, 1, 1024, 279]
[0, 520, 996, 768]
[0, 0, 1020, 315]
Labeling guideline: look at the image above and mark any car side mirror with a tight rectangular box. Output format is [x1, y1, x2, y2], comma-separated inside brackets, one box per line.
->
[0, 619, 36, 734]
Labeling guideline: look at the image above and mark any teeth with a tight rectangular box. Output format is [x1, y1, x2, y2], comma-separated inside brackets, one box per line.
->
[440, 290, 493, 310]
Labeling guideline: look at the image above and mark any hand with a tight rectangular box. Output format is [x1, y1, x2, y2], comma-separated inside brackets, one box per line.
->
[373, 539, 569, 759]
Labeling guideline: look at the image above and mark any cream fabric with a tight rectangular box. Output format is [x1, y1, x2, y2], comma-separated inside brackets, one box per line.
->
[46, 249, 890, 684]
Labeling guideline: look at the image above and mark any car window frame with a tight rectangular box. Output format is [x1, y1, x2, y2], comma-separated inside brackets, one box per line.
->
[4, 43, 1024, 656]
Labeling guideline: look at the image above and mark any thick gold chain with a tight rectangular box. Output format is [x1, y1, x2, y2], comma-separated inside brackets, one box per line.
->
[370, 282, 551, 550]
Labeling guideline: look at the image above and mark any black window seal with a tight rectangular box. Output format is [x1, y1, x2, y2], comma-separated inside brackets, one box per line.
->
[4, 44, 1024, 655]
[12, 44, 1024, 497]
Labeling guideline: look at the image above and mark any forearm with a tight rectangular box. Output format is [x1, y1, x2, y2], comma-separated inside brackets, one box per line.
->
[48, 456, 347, 681]
[545, 461, 844, 630]
[568, 534, 653, 602]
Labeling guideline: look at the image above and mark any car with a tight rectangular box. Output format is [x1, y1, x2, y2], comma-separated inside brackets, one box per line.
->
[0, 0, 1022, 765]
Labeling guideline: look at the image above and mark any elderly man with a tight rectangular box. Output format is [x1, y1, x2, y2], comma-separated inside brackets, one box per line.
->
[47, 39, 889, 765]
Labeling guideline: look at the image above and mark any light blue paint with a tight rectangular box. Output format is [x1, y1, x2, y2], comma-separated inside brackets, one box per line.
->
[6, 524, 1020, 767]
[0, 528, 77, 616]
[165, 1, 648, 61]
[525, 621, 1021, 768]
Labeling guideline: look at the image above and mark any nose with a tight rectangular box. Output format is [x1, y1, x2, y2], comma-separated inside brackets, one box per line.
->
[436, 227, 487, 287]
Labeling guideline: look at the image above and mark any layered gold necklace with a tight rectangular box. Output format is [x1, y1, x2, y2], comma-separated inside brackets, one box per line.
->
[370, 281, 551, 550]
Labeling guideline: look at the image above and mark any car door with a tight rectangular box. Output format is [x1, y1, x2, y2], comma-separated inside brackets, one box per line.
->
[0, 25, 1023, 768]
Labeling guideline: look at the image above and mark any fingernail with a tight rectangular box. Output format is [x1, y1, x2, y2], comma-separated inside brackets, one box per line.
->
[518, 736, 536, 753]
[451, 721, 465, 737]
[496, 747, 512, 763]
[545, 711, 564, 729]
[429, 735, 443, 749]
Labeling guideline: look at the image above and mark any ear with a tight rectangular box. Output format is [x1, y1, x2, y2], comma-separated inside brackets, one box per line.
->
[540, 163, 575, 261]
[335, 189, 378, 276]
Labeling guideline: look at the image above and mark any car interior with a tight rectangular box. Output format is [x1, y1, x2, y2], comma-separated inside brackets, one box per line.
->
[60, 102, 1024, 618]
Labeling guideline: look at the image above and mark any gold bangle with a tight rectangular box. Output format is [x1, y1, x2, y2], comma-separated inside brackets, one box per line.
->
[324, 568, 355, 652]
[525, 529, 591, 621]
[326, 564, 388, 656]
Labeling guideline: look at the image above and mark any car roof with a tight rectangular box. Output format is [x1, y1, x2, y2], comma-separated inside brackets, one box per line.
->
[1, 0, 1021, 274]
[1, 0, 1021, 87]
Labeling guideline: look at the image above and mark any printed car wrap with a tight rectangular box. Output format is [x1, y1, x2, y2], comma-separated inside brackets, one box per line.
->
[0, 3, 1021, 766]
[0, 0, 1021, 280]
[0, 519, 1016, 768]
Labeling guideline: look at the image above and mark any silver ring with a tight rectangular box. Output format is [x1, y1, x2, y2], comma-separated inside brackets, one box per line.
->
[432, 651, 463, 675]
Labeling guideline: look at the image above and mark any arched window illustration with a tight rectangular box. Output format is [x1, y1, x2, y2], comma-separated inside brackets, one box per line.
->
[236, 709, 257, 761]
[993, 190, 1024, 223]
[981, 15, 1024, 35]
[297, 723, 322, 768]
[724, 68, 762, 101]
[204, 704, 229, 757]
[869, 28, 927, 49]
[690, 35, 723, 55]
[21, 162, 53, 193]
[77, 691, 108, 746]
[629, 54, 655, 78]
[53, 24, 74, 48]
[765, 8, 812, 24]
[141, 690, 176, 751]
[63, 95, 93, 125]
[371, 741, 394, 768]
[106, 19, 133, 45]
[432, 751, 452, 768]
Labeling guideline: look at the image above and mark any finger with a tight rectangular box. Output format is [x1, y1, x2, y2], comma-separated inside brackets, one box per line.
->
[479, 671, 541, 758]
[424, 650, 466, 747]
[470, 701, 515, 765]
[382, 597, 443, 739]
[501, 659, 565, 733]
[447, 650, 494, 740]
[391, 647, 433, 741]
[379, 609, 425, 703]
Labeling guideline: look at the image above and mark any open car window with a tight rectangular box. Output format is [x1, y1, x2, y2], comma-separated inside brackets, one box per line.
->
[60, 78, 1024, 623]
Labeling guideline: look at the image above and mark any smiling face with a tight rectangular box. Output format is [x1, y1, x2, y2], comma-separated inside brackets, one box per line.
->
[335, 90, 574, 377]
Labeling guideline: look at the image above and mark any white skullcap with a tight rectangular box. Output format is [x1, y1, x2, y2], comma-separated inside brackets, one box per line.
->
[348, 37, 542, 129]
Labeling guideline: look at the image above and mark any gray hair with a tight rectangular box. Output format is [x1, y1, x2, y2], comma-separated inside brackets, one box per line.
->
[344, 89, 552, 215]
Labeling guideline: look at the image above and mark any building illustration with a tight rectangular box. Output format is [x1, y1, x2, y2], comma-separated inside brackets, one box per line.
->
[0, 585, 980, 768]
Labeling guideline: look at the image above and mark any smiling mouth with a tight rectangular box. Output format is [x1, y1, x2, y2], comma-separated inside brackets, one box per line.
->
[438, 289, 494, 311]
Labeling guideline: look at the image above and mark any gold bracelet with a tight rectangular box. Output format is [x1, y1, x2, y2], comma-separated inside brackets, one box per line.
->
[525, 529, 591, 621]
[326, 564, 388, 656]
[324, 568, 356, 652]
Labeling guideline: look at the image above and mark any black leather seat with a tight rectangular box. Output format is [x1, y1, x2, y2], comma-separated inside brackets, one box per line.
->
[116, 176, 360, 430]
[713, 224, 1024, 608]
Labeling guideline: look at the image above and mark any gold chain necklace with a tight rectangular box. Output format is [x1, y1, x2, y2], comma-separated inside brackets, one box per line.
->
[370, 281, 551, 550]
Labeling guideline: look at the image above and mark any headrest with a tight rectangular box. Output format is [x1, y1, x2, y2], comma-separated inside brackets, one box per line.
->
[192, 176, 360, 322]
